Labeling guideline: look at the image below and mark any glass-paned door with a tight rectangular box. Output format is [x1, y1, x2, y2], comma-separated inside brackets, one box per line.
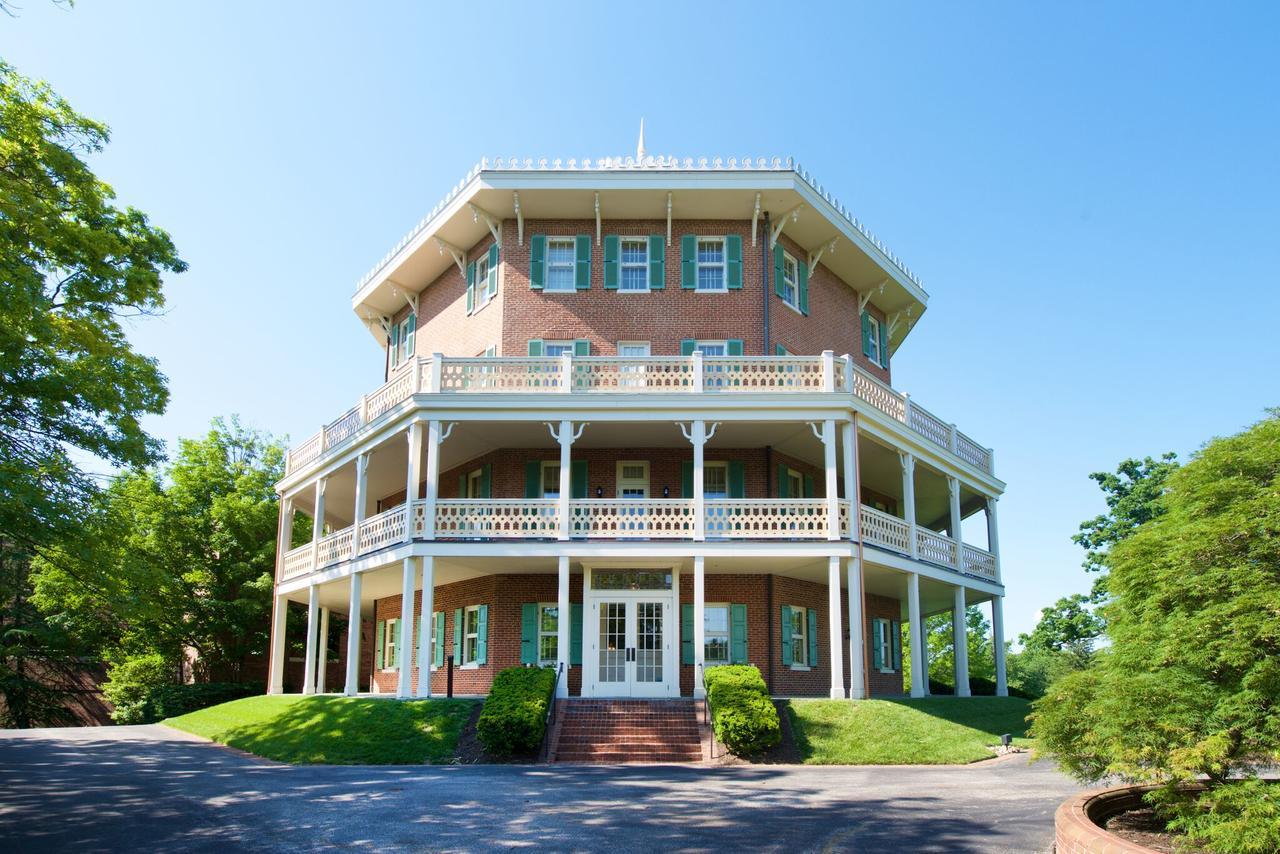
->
[590, 597, 672, 697]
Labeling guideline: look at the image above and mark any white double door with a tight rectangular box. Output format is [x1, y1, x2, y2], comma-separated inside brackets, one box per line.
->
[584, 592, 676, 698]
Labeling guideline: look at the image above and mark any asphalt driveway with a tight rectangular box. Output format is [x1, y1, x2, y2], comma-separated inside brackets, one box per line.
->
[0, 725, 1082, 852]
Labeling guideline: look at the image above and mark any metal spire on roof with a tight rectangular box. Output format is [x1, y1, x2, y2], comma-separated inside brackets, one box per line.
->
[637, 118, 646, 159]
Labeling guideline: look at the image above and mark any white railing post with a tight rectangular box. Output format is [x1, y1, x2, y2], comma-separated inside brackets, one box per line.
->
[691, 350, 704, 393]
[948, 476, 963, 569]
[429, 353, 443, 393]
[693, 555, 706, 698]
[560, 353, 573, 393]
[902, 392, 913, 427]
[949, 423, 959, 454]
[907, 573, 925, 698]
[900, 452, 917, 559]
[358, 394, 369, 427]
[986, 496, 1001, 581]
[405, 422, 423, 543]
[275, 496, 293, 582]
[842, 418, 858, 543]
[823, 419, 839, 541]
[841, 353, 854, 395]
[411, 355, 423, 394]
[311, 479, 326, 572]
[423, 420, 441, 540]
[953, 585, 971, 697]
[397, 557, 417, 698]
[345, 572, 362, 696]
[417, 556, 434, 697]
[352, 452, 368, 558]
[987, 447, 996, 475]
[692, 420, 706, 541]
[558, 420, 573, 540]
[828, 556, 845, 698]
[822, 350, 835, 393]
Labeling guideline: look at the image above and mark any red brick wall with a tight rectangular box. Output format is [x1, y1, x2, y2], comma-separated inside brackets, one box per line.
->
[371, 572, 900, 698]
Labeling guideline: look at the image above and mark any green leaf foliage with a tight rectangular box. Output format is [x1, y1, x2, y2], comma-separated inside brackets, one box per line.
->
[476, 666, 556, 756]
[704, 664, 781, 756]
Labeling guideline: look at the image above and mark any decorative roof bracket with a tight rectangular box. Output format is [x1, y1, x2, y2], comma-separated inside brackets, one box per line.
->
[435, 237, 468, 277]
[859, 278, 888, 313]
[887, 305, 913, 337]
[770, 204, 803, 248]
[469, 203, 502, 247]
[390, 281, 418, 315]
[808, 237, 837, 272]
[513, 191, 523, 246]
[751, 192, 761, 247]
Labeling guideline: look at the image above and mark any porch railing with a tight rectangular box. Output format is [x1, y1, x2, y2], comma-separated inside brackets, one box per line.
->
[433, 499, 560, 539]
[281, 544, 315, 580]
[856, 503, 997, 580]
[284, 354, 994, 477]
[357, 504, 408, 556]
[569, 499, 694, 538]
[704, 498, 830, 538]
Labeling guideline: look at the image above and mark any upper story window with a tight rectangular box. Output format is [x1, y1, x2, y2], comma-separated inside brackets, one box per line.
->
[694, 340, 726, 356]
[780, 254, 798, 309]
[541, 461, 561, 498]
[545, 238, 576, 292]
[696, 238, 726, 291]
[389, 313, 415, 369]
[620, 239, 649, 291]
[862, 311, 887, 368]
[474, 254, 492, 309]
[704, 461, 729, 498]
[543, 340, 575, 357]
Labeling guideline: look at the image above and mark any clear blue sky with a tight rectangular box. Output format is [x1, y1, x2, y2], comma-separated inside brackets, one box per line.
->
[6, 2, 1278, 641]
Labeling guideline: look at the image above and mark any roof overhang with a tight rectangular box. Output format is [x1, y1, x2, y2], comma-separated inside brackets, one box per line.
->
[352, 158, 930, 350]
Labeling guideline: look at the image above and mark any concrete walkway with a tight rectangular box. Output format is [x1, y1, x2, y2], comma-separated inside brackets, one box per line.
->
[0, 725, 1082, 853]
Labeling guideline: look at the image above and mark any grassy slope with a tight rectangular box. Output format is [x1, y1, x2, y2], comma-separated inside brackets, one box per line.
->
[786, 697, 1034, 765]
[164, 695, 477, 764]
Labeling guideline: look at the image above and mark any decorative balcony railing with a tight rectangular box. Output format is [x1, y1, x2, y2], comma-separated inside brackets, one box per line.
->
[279, 499, 998, 584]
[284, 354, 994, 478]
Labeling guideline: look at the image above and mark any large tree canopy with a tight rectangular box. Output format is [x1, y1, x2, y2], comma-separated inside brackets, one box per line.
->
[1033, 412, 1280, 852]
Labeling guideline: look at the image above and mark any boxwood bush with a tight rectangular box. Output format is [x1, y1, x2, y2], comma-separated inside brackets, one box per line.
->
[704, 664, 780, 756]
[476, 666, 557, 756]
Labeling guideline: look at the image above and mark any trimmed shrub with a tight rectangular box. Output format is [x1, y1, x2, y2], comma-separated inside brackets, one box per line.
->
[103, 654, 174, 724]
[150, 682, 261, 720]
[704, 664, 780, 756]
[476, 666, 556, 756]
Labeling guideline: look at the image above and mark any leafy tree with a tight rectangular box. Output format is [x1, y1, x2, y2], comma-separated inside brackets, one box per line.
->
[902, 606, 994, 692]
[1020, 594, 1103, 663]
[33, 418, 287, 681]
[1032, 412, 1280, 852]
[0, 60, 183, 724]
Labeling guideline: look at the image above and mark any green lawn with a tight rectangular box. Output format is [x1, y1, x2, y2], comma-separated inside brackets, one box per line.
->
[786, 697, 1034, 765]
[164, 695, 477, 764]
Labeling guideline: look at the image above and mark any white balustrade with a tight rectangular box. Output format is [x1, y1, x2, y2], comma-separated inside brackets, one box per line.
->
[356, 504, 407, 555]
[281, 544, 315, 580]
[569, 499, 694, 537]
[701, 356, 833, 392]
[916, 527, 959, 568]
[955, 432, 992, 472]
[704, 499, 829, 538]
[316, 527, 354, 567]
[437, 357, 563, 393]
[570, 357, 693, 392]
[851, 368, 907, 422]
[961, 543, 998, 580]
[365, 365, 417, 422]
[859, 504, 912, 553]
[907, 402, 951, 451]
[322, 406, 362, 451]
[839, 499, 851, 539]
[287, 432, 323, 473]
[434, 499, 560, 538]
[409, 499, 429, 537]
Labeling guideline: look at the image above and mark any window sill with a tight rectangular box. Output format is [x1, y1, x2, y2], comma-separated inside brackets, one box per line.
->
[542, 287, 577, 295]
[780, 299, 805, 317]
[788, 664, 811, 672]
[459, 662, 480, 670]
[694, 289, 728, 295]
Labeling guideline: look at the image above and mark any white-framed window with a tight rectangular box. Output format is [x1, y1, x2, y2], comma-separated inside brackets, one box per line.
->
[620, 238, 649, 291]
[617, 341, 650, 357]
[390, 314, 415, 369]
[616, 460, 649, 498]
[788, 606, 808, 667]
[704, 603, 730, 664]
[864, 313, 885, 367]
[704, 461, 729, 499]
[478, 344, 497, 357]
[780, 253, 799, 309]
[474, 254, 492, 309]
[537, 604, 559, 665]
[383, 618, 399, 670]
[466, 468, 484, 499]
[543, 340, 575, 357]
[696, 238, 726, 291]
[545, 237, 576, 292]
[785, 467, 804, 499]
[693, 340, 727, 356]
[541, 461, 561, 499]
[462, 605, 481, 665]
[874, 619, 895, 673]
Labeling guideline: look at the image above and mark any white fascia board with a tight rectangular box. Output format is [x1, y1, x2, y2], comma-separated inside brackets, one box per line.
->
[479, 169, 798, 193]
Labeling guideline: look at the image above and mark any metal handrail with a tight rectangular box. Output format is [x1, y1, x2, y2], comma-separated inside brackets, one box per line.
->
[539, 662, 564, 762]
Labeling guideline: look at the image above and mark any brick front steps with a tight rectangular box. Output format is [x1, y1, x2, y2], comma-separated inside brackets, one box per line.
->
[551, 699, 705, 763]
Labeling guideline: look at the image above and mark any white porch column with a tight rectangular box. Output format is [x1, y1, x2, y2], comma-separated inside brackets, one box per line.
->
[847, 556, 865, 699]
[316, 606, 330, 693]
[311, 480, 326, 567]
[918, 605, 931, 696]
[423, 420, 442, 540]
[986, 496, 1002, 581]
[693, 555, 706, 698]
[417, 556, 434, 697]
[900, 452, 917, 559]
[842, 419, 858, 540]
[274, 496, 293, 582]
[302, 584, 319, 695]
[345, 572, 362, 696]
[953, 585, 971, 697]
[268, 594, 287, 694]
[397, 557, 417, 698]
[691, 420, 706, 542]
[405, 422, 423, 543]
[906, 573, 925, 698]
[556, 555, 570, 698]
[351, 452, 369, 558]
[992, 596, 1008, 696]
[948, 476, 963, 541]
[823, 419, 839, 541]
[827, 556, 846, 698]
[557, 419, 572, 541]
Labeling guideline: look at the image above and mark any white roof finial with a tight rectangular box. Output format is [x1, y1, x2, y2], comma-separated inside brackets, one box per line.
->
[637, 118, 646, 159]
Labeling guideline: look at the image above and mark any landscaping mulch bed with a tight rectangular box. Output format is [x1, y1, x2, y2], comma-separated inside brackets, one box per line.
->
[1105, 808, 1207, 854]
[448, 702, 541, 764]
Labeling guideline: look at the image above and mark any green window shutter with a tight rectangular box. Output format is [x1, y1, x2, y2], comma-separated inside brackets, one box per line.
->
[773, 245, 785, 298]
[730, 604, 748, 664]
[570, 603, 583, 665]
[487, 244, 499, 297]
[405, 313, 416, 357]
[412, 614, 420, 667]
[681, 461, 693, 498]
[681, 603, 694, 665]
[529, 234, 546, 290]
[776, 344, 787, 356]
[524, 460, 542, 498]
[416, 613, 426, 668]
[528, 339, 544, 357]
[648, 235, 665, 289]
[457, 472, 466, 498]
[779, 606, 792, 664]
[861, 311, 873, 357]
[680, 234, 697, 289]
[878, 319, 888, 367]
[891, 619, 902, 670]
[374, 619, 385, 670]
[574, 235, 591, 290]
[453, 608, 463, 660]
[476, 605, 489, 665]
[391, 621, 400, 669]
[520, 605, 538, 665]
[871, 619, 884, 670]
[603, 235, 620, 290]
[807, 608, 819, 666]
[434, 611, 445, 667]
[726, 234, 742, 289]
[727, 460, 745, 498]
[571, 459, 588, 499]
[479, 464, 492, 498]
[797, 259, 809, 315]
[680, 339, 696, 356]
[573, 339, 590, 357]
[465, 262, 476, 313]
[777, 464, 790, 498]
[803, 473, 815, 498]
[727, 339, 743, 356]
